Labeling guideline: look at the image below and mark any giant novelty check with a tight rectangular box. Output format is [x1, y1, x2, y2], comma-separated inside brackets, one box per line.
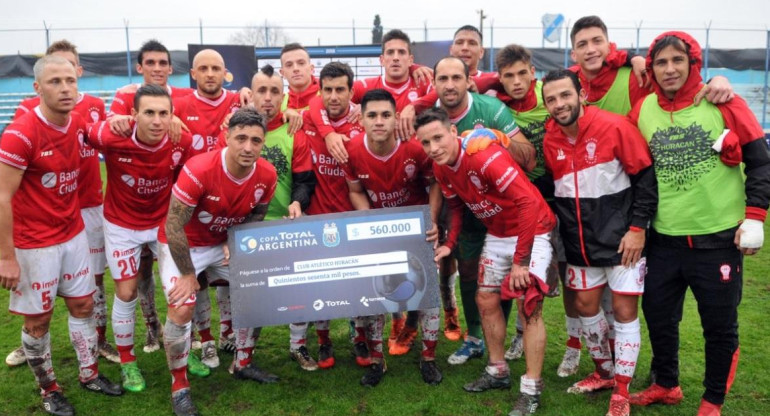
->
[228, 205, 439, 328]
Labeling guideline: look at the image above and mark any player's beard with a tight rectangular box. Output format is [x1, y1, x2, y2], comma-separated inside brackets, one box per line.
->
[201, 83, 222, 97]
[553, 102, 581, 127]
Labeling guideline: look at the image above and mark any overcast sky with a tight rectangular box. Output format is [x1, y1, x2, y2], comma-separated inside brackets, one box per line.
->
[2, 0, 769, 55]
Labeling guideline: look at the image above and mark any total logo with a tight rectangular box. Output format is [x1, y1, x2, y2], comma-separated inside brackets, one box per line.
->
[313, 298, 351, 311]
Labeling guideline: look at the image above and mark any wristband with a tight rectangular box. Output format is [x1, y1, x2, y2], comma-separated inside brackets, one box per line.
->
[629, 226, 644, 232]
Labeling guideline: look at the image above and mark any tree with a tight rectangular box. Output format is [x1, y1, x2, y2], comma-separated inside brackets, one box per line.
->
[229, 22, 293, 47]
[372, 14, 383, 44]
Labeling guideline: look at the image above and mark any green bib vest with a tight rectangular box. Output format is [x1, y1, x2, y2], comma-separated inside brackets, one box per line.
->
[261, 123, 294, 221]
[510, 80, 549, 182]
[637, 94, 744, 235]
[589, 67, 632, 116]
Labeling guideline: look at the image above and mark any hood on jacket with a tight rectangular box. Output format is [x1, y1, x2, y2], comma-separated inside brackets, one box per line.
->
[645, 31, 704, 109]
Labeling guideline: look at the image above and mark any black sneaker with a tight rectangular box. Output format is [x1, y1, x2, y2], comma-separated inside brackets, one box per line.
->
[352, 341, 371, 367]
[318, 343, 335, 369]
[80, 374, 123, 396]
[419, 359, 443, 386]
[171, 388, 199, 416]
[360, 362, 386, 387]
[463, 371, 511, 392]
[508, 393, 541, 415]
[42, 390, 74, 416]
[232, 363, 279, 383]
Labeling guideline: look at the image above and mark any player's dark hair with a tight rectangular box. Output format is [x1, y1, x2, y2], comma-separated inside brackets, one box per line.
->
[46, 40, 79, 62]
[259, 64, 276, 77]
[381, 29, 411, 54]
[414, 107, 451, 131]
[454, 25, 483, 42]
[570, 15, 608, 44]
[228, 107, 267, 133]
[541, 69, 582, 95]
[280, 43, 309, 59]
[650, 35, 691, 63]
[495, 44, 532, 72]
[134, 84, 172, 111]
[320, 62, 354, 89]
[361, 89, 396, 112]
[138, 39, 170, 65]
[433, 56, 469, 79]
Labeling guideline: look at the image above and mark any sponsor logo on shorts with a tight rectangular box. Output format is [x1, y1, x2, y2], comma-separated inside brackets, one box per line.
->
[637, 258, 647, 286]
[113, 248, 136, 258]
[31, 277, 58, 291]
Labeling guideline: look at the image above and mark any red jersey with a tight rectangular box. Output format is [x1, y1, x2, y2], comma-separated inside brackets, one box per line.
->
[342, 136, 432, 208]
[15, 94, 106, 209]
[173, 90, 241, 156]
[86, 121, 192, 230]
[159, 149, 277, 247]
[0, 109, 86, 248]
[299, 99, 364, 215]
[108, 84, 193, 117]
[286, 77, 320, 110]
[434, 140, 555, 265]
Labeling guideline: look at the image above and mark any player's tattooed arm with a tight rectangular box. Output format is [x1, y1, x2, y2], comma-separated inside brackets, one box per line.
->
[165, 196, 196, 277]
[245, 203, 269, 223]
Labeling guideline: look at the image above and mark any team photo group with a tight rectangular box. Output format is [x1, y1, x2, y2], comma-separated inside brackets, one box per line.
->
[0, 12, 768, 416]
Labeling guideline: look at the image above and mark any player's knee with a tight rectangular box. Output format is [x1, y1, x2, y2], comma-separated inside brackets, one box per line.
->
[23, 313, 53, 337]
[574, 295, 600, 317]
[612, 298, 639, 323]
[167, 304, 194, 325]
[65, 296, 94, 318]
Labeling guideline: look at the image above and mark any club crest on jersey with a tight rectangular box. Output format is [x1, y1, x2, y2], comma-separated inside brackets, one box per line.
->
[585, 138, 598, 164]
[171, 151, 183, 167]
[408, 91, 419, 102]
[89, 110, 100, 122]
[349, 128, 363, 139]
[719, 264, 732, 283]
[322, 222, 340, 248]
[254, 187, 265, 204]
[468, 170, 488, 193]
[557, 148, 566, 161]
[77, 131, 85, 148]
[404, 160, 417, 180]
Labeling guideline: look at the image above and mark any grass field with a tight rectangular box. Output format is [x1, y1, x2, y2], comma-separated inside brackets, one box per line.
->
[1, 225, 768, 416]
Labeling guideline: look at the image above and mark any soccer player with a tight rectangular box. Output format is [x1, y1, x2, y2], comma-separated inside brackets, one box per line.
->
[87, 84, 196, 393]
[343, 89, 443, 386]
[541, 69, 657, 416]
[159, 107, 279, 416]
[0, 55, 123, 416]
[5, 40, 119, 368]
[416, 109, 555, 415]
[173, 48, 242, 369]
[628, 31, 770, 416]
[278, 42, 316, 132]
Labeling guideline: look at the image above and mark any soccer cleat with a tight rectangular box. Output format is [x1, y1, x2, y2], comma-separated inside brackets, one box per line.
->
[443, 309, 462, 341]
[5, 346, 26, 367]
[352, 341, 371, 367]
[463, 371, 511, 392]
[508, 392, 541, 415]
[448, 338, 485, 365]
[556, 347, 581, 377]
[360, 362, 386, 387]
[388, 317, 405, 351]
[42, 390, 74, 416]
[218, 332, 236, 354]
[232, 363, 279, 383]
[200, 340, 220, 368]
[567, 372, 615, 394]
[290, 346, 319, 371]
[143, 322, 162, 353]
[120, 361, 146, 393]
[318, 343, 335, 369]
[696, 399, 722, 416]
[389, 326, 418, 355]
[419, 359, 443, 386]
[187, 352, 210, 377]
[171, 388, 199, 416]
[80, 374, 124, 396]
[629, 384, 683, 406]
[606, 394, 630, 416]
[98, 341, 121, 364]
[504, 333, 524, 361]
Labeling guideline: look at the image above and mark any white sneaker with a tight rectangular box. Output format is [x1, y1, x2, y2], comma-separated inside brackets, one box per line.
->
[201, 340, 220, 368]
[504, 334, 524, 361]
[557, 347, 581, 377]
[5, 346, 26, 367]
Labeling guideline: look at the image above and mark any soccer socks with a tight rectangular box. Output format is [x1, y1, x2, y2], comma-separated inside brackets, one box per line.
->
[580, 312, 614, 379]
[216, 286, 233, 339]
[420, 308, 440, 359]
[613, 318, 641, 397]
[93, 279, 108, 343]
[22, 330, 60, 395]
[112, 296, 138, 364]
[486, 360, 510, 377]
[520, 374, 544, 395]
[566, 315, 583, 349]
[137, 269, 159, 330]
[316, 320, 331, 345]
[164, 320, 191, 393]
[601, 288, 616, 351]
[460, 279, 483, 340]
[234, 327, 261, 370]
[365, 314, 385, 362]
[193, 289, 213, 343]
[353, 317, 367, 344]
[289, 322, 309, 351]
[68, 314, 99, 382]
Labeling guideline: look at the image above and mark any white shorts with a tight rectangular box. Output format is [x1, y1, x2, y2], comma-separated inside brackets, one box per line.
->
[478, 233, 553, 293]
[9, 230, 96, 316]
[565, 258, 646, 295]
[103, 218, 158, 281]
[81, 205, 106, 275]
[158, 243, 228, 308]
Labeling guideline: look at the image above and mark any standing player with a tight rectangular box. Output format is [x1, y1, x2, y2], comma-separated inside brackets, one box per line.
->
[173, 48, 241, 369]
[88, 85, 197, 393]
[343, 89, 443, 386]
[416, 108, 555, 415]
[0, 55, 123, 416]
[159, 108, 278, 416]
[629, 32, 770, 416]
[542, 69, 657, 416]
[5, 39, 119, 368]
